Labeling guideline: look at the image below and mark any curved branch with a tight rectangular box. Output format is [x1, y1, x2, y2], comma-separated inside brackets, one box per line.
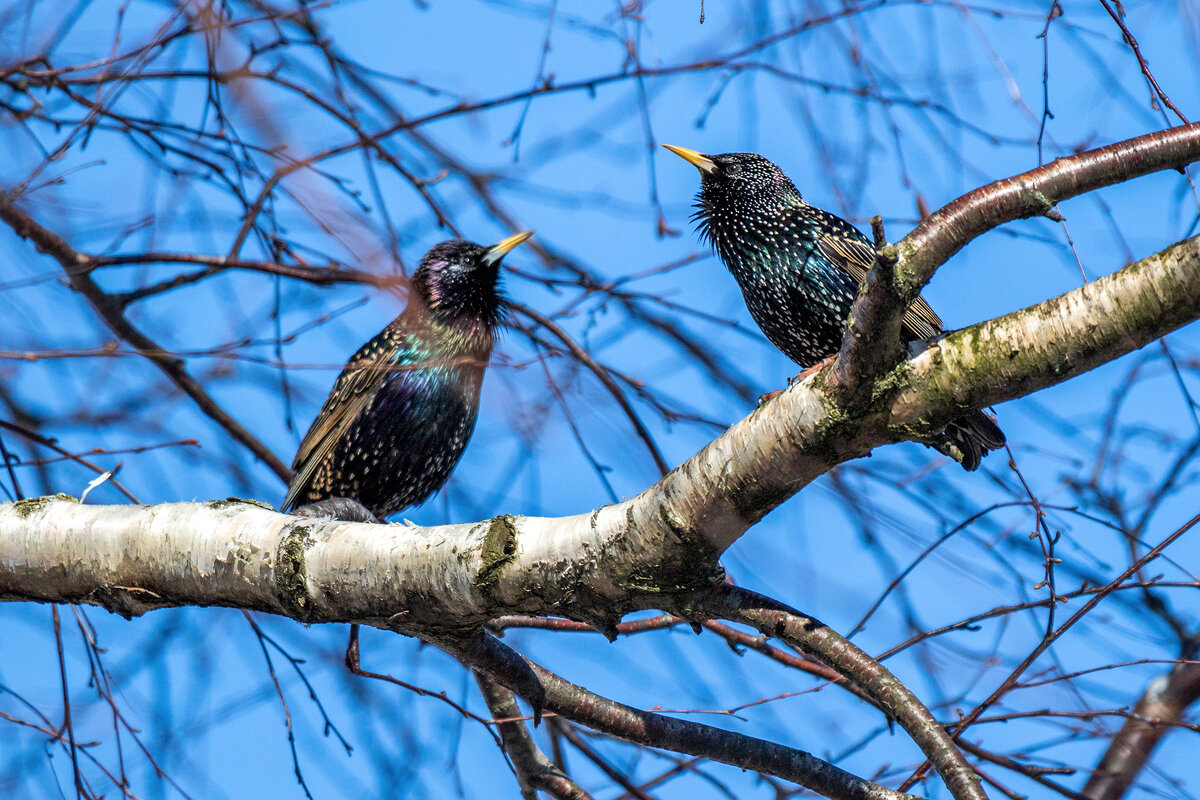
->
[839, 123, 1200, 398]
[449, 630, 925, 800]
[697, 585, 985, 800]
[475, 671, 592, 800]
[898, 123, 1200, 300]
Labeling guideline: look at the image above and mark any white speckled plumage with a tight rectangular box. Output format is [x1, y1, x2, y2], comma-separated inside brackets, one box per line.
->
[671, 149, 1004, 470]
[283, 236, 527, 517]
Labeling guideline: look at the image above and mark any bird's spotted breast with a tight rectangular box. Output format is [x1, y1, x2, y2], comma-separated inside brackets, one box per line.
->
[284, 234, 529, 518]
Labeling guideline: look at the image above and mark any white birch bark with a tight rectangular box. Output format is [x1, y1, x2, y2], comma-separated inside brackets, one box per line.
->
[2, 235, 1196, 634]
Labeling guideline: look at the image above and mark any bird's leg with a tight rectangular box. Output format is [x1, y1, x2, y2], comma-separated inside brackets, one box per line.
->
[790, 354, 838, 386]
[757, 354, 838, 406]
[345, 623, 364, 673]
[756, 388, 785, 406]
[290, 497, 381, 524]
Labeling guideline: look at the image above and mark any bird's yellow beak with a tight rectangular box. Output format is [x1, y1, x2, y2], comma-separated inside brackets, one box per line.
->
[662, 144, 716, 174]
[483, 230, 534, 265]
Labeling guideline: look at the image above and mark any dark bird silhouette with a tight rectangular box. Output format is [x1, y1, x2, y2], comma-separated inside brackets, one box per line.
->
[664, 145, 1004, 470]
[283, 232, 532, 521]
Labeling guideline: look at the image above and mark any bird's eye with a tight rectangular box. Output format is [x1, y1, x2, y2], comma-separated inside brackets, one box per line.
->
[725, 163, 741, 176]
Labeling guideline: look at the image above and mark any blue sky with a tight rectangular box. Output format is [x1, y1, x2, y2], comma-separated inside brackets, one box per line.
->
[2, 1, 1199, 798]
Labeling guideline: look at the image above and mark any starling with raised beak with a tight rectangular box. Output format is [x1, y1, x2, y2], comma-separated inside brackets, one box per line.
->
[283, 232, 533, 520]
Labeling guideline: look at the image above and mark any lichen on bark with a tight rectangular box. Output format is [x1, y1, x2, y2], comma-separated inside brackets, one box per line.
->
[275, 521, 316, 620]
[13, 494, 78, 517]
[474, 514, 519, 589]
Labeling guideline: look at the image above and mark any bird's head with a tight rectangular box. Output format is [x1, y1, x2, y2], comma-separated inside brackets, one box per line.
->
[412, 232, 532, 325]
[662, 146, 803, 247]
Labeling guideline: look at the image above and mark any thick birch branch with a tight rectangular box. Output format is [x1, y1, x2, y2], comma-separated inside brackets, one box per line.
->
[835, 122, 1200, 400]
[889, 236, 1200, 431]
[0, 496, 935, 799]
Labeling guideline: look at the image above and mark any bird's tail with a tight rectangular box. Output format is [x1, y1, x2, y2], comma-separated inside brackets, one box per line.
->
[931, 410, 1006, 471]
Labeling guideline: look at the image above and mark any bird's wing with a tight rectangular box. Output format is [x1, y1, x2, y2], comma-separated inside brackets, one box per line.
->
[282, 323, 412, 511]
[813, 211, 944, 340]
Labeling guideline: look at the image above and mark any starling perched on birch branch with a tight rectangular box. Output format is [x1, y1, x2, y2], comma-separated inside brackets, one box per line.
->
[283, 232, 532, 521]
[664, 145, 1004, 470]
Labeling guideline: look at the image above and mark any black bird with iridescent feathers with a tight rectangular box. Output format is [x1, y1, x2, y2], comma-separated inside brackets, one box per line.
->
[283, 232, 532, 521]
[664, 145, 1004, 470]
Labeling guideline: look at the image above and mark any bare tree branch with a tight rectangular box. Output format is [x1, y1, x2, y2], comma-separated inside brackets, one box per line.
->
[474, 671, 592, 800]
[838, 123, 1200, 401]
[697, 585, 986, 800]
[0, 196, 292, 482]
[447, 630, 927, 800]
[1082, 657, 1200, 799]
